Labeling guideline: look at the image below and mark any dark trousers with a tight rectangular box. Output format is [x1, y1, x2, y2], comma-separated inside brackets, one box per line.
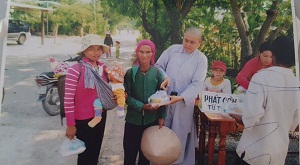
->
[123, 121, 156, 165]
[234, 152, 250, 165]
[75, 111, 107, 165]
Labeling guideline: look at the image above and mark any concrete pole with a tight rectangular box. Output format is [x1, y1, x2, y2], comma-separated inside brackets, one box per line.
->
[41, 11, 44, 45]
[94, 0, 96, 28]
[291, 0, 300, 162]
[0, 0, 10, 113]
[46, 3, 49, 36]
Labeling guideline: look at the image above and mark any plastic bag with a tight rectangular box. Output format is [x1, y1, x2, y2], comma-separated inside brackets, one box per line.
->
[60, 137, 86, 156]
[223, 93, 246, 116]
[148, 90, 170, 106]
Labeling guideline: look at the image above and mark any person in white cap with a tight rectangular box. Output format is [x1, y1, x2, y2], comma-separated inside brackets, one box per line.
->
[64, 34, 110, 165]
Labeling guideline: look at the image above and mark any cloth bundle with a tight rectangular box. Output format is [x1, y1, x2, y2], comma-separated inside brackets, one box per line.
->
[82, 61, 117, 110]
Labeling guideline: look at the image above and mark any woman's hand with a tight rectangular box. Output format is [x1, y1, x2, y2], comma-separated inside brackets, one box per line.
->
[158, 118, 165, 129]
[160, 77, 170, 90]
[143, 104, 159, 111]
[65, 126, 76, 140]
[168, 95, 184, 105]
[229, 114, 244, 125]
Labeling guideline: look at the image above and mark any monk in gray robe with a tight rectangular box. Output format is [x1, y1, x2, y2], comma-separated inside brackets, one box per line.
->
[156, 27, 208, 165]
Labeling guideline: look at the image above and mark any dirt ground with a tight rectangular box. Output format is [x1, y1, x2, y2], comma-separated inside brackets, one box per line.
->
[0, 31, 298, 165]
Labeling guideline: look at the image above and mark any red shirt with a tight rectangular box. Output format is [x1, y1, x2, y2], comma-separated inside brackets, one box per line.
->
[236, 56, 272, 89]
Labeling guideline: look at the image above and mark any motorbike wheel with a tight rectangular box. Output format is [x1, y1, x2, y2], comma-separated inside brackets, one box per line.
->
[42, 86, 60, 116]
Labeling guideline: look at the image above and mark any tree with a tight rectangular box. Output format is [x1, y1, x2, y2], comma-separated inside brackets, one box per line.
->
[47, 1, 107, 36]
[228, 0, 281, 66]
[107, 0, 292, 70]
[250, 1, 279, 58]
[107, 0, 197, 59]
[229, 0, 252, 67]
[99, 1, 130, 33]
[15, 0, 293, 72]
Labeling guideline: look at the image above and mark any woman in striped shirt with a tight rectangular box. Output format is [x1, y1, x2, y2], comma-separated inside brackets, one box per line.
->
[64, 34, 110, 165]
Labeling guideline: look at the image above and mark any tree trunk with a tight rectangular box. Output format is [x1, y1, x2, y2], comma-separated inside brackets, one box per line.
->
[267, 24, 285, 42]
[229, 0, 252, 67]
[80, 26, 84, 37]
[140, 10, 169, 60]
[163, 0, 195, 44]
[139, 0, 195, 58]
[163, 0, 182, 44]
[251, 1, 279, 57]
[53, 24, 59, 44]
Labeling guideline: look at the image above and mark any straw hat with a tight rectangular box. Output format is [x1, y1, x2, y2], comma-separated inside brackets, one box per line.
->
[77, 34, 109, 55]
[141, 126, 181, 165]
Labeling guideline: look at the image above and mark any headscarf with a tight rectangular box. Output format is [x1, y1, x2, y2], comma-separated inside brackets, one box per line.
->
[133, 39, 156, 66]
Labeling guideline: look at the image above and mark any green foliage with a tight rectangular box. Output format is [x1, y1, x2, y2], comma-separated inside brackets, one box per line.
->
[11, 0, 294, 74]
[272, 1, 293, 37]
[49, 4, 93, 35]
[107, 0, 170, 34]
[99, 0, 132, 34]
[11, 0, 129, 36]
[186, 0, 292, 70]
[184, 5, 240, 69]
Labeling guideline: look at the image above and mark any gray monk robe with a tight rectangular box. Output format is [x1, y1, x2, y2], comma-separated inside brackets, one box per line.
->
[156, 44, 208, 165]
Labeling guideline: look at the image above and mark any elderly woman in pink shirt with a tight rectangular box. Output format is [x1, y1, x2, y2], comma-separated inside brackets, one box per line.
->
[236, 42, 272, 90]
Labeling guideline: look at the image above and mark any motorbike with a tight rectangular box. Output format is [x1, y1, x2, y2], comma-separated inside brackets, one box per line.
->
[35, 55, 81, 116]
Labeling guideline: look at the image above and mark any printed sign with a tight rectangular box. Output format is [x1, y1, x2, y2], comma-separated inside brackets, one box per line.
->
[201, 91, 239, 113]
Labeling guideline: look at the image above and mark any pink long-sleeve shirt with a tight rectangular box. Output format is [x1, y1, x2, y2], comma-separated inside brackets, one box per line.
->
[64, 57, 108, 126]
[236, 56, 272, 89]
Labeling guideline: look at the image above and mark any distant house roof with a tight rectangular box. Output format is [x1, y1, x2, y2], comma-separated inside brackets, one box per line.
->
[9, 2, 53, 12]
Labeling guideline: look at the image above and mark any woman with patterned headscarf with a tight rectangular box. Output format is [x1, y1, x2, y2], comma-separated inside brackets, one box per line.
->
[123, 39, 166, 165]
